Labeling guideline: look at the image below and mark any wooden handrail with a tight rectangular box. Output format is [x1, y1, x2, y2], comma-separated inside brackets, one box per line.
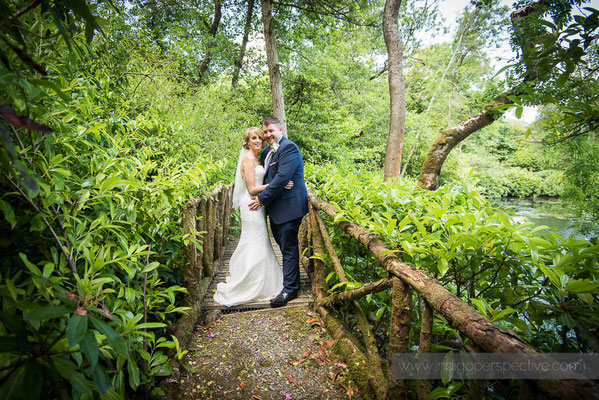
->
[306, 190, 599, 400]
[174, 183, 234, 350]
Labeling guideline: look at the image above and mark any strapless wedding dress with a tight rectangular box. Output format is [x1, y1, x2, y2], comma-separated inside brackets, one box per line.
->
[213, 165, 283, 306]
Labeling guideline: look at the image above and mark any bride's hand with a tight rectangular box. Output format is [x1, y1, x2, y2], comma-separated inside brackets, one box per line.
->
[284, 180, 294, 190]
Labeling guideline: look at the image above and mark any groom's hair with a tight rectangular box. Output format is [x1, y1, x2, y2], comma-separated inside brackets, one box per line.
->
[262, 116, 281, 127]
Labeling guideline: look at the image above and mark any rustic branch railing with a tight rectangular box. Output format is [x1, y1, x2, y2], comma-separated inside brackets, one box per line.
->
[303, 191, 599, 400]
[173, 183, 233, 348]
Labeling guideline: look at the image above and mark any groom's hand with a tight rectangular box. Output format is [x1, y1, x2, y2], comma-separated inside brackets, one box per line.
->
[248, 196, 263, 211]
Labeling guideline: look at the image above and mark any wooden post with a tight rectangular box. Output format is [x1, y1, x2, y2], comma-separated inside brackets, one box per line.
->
[309, 207, 377, 399]
[215, 185, 225, 258]
[203, 197, 215, 277]
[210, 188, 219, 262]
[183, 205, 197, 273]
[195, 197, 206, 276]
[222, 184, 233, 249]
[182, 204, 198, 304]
[417, 297, 433, 400]
[314, 210, 347, 282]
[311, 207, 388, 400]
[387, 276, 412, 397]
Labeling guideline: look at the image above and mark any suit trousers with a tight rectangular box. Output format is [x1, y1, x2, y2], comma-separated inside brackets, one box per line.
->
[270, 216, 303, 294]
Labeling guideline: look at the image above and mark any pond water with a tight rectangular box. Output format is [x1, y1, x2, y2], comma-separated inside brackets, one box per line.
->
[492, 198, 598, 241]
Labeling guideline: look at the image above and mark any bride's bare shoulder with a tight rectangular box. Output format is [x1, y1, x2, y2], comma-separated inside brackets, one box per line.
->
[242, 152, 259, 166]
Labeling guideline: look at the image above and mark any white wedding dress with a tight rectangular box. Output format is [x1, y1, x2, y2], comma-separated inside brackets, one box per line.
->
[213, 165, 283, 307]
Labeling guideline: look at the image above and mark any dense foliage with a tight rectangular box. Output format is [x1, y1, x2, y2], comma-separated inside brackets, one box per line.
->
[308, 165, 599, 396]
[0, 1, 248, 398]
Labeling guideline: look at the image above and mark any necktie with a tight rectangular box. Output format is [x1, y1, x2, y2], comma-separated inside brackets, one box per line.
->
[264, 148, 274, 173]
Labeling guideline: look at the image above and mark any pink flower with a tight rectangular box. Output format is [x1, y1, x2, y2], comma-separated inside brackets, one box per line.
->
[207, 333, 215, 338]
[229, 329, 235, 333]
[252, 313, 257, 318]
[283, 393, 293, 400]
[258, 319, 264, 324]
[306, 312, 313, 317]
[284, 333, 289, 340]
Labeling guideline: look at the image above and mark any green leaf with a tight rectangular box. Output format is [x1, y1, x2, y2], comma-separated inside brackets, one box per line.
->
[19, 253, 42, 275]
[492, 308, 518, 322]
[0, 365, 26, 400]
[127, 359, 140, 390]
[25, 306, 70, 322]
[31, 79, 70, 101]
[470, 298, 488, 317]
[61, 0, 99, 28]
[437, 258, 449, 276]
[91, 363, 108, 396]
[565, 279, 599, 293]
[408, 213, 427, 237]
[53, 358, 93, 395]
[538, 263, 562, 290]
[524, 127, 532, 139]
[66, 314, 88, 347]
[142, 262, 160, 273]
[515, 106, 523, 119]
[5, 278, 18, 301]
[135, 322, 167, 330]
[429, 382, 463, 399]
[90, 316, 128, 357]
[80, 332, 99, 368]
[0, 199, 17, 229]
[22, 361, 44, 400]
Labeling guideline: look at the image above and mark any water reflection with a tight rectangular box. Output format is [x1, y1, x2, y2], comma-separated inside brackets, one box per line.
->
[491, 198, 598, 241]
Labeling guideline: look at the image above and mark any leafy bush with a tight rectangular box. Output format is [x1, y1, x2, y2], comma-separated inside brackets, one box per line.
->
[307, 164, 599, 357]
[0, 5, 234, 398]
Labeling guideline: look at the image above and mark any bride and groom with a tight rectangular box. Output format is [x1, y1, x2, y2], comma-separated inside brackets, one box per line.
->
[213, 116, 309, 308]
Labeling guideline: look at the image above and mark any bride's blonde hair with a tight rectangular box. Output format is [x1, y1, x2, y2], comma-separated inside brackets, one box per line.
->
[242, 127, 265, 150]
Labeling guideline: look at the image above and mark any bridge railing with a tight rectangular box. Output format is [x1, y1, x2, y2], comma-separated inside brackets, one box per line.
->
[174, 183, 233, 347]
[303, 191, 599, 400]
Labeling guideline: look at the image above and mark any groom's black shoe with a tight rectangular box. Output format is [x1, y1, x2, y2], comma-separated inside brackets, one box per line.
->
[270, 291, 298, 308]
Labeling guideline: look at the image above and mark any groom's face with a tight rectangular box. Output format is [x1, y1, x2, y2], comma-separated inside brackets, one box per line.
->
[262, 123, 282, 145]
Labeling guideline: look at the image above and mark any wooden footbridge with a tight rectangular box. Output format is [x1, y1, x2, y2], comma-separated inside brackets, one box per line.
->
[171, 183, 599, 400]
[201, 235, 313, 313]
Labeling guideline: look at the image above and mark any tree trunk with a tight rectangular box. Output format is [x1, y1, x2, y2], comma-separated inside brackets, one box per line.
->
[382, 0, 406, 180]
[417, 91, 516, 190]
[198, 0, 223, 84]
[232, 0, 255, 89]
[416, 0, 548, 190]
[261, 0, 288, 137]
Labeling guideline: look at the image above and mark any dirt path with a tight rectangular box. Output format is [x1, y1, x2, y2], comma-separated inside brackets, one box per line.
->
[176, 306, 362, 400]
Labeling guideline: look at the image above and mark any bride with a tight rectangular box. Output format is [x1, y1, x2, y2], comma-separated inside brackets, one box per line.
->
[213, 127, 289, 306]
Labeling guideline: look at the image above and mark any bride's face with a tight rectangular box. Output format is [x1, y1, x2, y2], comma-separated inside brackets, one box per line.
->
[249, 133, 263, 151]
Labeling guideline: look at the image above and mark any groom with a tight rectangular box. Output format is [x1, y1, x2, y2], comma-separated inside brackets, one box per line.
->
[248, 116, 308, 307]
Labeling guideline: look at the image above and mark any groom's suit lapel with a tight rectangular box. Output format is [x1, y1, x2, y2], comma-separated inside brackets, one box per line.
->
[265, 137, 287, 177]
[272, 137, 287, 164]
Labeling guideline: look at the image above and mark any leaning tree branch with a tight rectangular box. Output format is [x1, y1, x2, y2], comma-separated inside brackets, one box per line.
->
[9, 0, 40, 20]
[416, 0, 550, 190]
[319, 277, 392, 307]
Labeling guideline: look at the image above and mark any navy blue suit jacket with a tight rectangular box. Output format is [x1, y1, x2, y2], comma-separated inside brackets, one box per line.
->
[258, 136, 308, 224]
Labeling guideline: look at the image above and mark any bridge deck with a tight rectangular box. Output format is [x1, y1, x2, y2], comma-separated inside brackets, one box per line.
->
[202, 235, 313, 312]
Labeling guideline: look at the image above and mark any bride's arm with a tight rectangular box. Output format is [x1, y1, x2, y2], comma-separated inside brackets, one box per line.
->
[242, 157, 268, 196]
